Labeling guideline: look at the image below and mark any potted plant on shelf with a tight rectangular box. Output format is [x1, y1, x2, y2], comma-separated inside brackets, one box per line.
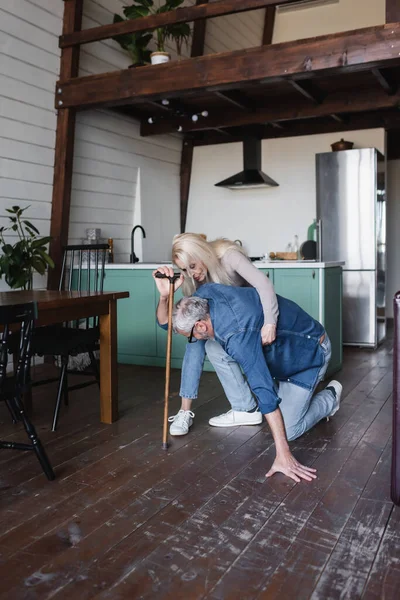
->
[112, 14, 152, 67]
[113, 0, 189, 66]
[0, 205, 54, 290]
[168, 21, 191, 59]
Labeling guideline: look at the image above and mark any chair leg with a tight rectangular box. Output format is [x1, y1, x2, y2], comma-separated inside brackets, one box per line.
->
[11, 395, 55, 481]
[52, 357, 68, 432]
[4, 399, 18, 423]
[88, 349, 100, 389]
[63, 365, 69, 407]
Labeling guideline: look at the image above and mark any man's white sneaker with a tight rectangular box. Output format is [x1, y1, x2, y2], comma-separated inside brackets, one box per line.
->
[168, 410, 194, 436]
[209, 409, 262, 428]
[327, 380, 343, 418]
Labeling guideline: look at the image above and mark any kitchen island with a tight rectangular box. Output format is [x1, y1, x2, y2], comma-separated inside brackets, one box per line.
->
[103, 261, 344, 376]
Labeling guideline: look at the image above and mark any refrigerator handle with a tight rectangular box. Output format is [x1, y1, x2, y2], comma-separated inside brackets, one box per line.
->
[316, 219, 322, 261]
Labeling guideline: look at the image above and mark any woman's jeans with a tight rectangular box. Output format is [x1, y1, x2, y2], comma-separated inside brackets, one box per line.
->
[180, 339, 256, 412]
[179, 335, 335, 441]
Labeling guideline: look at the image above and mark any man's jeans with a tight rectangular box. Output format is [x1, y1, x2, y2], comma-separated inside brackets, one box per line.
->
[277, 335, 335, 441]
[180, 335, 335, 440]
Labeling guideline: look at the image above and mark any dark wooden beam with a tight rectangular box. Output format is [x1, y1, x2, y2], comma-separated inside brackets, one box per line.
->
[191, 0, 209, 58]
[289, 80, 324, 104]
[386, 0, 400, 23]
[141, 87, 400, 135]
[371, 68, 397, 95]
[214, 91, 253, 111]
[387, 129, 400, 159]
[56, 24, 400, 109]
[330, 114, 345, 123]
[180, 139, 194, 233]
[60, 0, 303, 49]
[48, 0, 83, 290]
[192, 109, 400, 146]
[262, 6, 276, 45]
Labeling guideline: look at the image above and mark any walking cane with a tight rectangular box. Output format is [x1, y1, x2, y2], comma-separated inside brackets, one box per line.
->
[155, 271, 180, 450]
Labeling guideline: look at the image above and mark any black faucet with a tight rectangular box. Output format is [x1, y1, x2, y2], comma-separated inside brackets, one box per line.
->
[130, 225, 146, 263]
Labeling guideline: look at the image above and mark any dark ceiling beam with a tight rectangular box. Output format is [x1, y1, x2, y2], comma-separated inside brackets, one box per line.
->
[191, 109, 400, 146]
[289, 79, 325, 104]
[371, 68, 397, 95]
[386, 0, 400, 23]
[140, 87, 400, 135]
[191, 0, 209, 57]
[60, 0, 303, 48]
[180, 138, 193, 233]
[262, 6, 276, 45]
[56, 24, 400, 110]
[214, 90, 253, 111]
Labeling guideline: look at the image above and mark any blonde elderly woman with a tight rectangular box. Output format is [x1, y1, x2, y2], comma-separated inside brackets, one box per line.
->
[153, 233, 279, 436]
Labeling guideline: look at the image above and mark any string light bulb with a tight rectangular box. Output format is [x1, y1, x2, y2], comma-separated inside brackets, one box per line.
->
[148, 117, 154, 124]
[192, 114, 199, 122]
[161, 99, 170, 105]
[201, 111, 209, 117]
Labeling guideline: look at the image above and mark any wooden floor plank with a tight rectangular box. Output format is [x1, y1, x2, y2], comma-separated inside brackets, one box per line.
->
[361, 506, 400, 600]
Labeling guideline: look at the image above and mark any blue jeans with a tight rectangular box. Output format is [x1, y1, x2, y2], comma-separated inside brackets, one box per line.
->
[179, 335, 334, 438]
[278, 335, 335, 441]
[180, 339, 256, 412]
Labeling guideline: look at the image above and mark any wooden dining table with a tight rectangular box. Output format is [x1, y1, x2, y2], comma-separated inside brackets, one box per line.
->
[0, 289, 129, 424]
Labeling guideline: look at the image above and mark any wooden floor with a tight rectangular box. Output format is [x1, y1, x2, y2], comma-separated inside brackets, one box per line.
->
[0, 339, 398, 600]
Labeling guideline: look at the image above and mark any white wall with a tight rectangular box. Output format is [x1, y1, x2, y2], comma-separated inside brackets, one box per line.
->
[187, 129, 385, 258]
[387, 160, 400, 317]
[273, 0, 385, 43]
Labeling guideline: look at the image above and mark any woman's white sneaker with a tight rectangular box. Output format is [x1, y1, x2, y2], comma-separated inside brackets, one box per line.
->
[168, 410, 194, 436]
[209, 409, 262, 427]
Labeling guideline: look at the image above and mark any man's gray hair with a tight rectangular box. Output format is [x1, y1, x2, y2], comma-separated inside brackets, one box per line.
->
[172, 297, 209, 333]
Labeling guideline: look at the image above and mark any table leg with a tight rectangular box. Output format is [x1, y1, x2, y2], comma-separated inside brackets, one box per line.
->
[99, 300, 118, 424]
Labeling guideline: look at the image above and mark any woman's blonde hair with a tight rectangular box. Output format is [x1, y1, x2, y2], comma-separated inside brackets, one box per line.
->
[172, 233, 247, 296]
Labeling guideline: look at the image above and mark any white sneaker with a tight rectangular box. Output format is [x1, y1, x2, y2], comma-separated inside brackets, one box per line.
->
[327, 380, 343, 418]
[209, 409, 262, 428]
[168, 410, 194, 436]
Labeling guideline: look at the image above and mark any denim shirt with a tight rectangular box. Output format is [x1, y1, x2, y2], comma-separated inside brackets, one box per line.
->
[192, 284, 325, 414]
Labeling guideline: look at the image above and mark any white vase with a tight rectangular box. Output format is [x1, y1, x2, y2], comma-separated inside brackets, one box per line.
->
[150, 52, 170, 65]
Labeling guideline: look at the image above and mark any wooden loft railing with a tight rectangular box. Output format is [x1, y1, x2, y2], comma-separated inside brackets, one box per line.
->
[58, 0, 304, 49]
[56, 24, 400, 110]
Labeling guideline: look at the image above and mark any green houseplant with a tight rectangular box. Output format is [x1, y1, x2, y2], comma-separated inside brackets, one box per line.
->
[114, 0, 191, 65]
[0, 205, 54, 290]
[112, 14, 152, 66]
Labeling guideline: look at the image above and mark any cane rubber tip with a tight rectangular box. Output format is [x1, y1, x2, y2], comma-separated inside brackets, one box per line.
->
[162, 442, 169, 450]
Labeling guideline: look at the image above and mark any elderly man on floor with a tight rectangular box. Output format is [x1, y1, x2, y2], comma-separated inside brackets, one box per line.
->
[172, 283, 342, 483]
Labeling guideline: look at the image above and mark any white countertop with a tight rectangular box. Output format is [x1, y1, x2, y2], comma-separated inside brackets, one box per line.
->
[105, 261, 345, 270]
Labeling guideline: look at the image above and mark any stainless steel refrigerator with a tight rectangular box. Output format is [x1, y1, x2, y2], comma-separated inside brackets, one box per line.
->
[316, 148, 386, 348]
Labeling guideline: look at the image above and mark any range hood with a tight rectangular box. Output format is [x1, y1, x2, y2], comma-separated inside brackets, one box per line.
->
[215, 137, 279, 190]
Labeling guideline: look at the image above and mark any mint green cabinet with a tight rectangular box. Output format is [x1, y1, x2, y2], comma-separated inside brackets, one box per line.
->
[273, 268, 320, 321]
[103, 270, 157, 360]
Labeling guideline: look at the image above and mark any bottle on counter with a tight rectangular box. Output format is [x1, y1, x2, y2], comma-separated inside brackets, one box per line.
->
[107, 238, 114, 263]
[293, 234, 299, 258]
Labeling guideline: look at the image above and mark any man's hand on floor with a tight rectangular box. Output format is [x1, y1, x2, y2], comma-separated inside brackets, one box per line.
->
[266, 451, 317, 483]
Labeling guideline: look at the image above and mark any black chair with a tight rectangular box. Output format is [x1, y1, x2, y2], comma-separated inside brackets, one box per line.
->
[0, 302, 55, 481]
[32, 243, 108, 431]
